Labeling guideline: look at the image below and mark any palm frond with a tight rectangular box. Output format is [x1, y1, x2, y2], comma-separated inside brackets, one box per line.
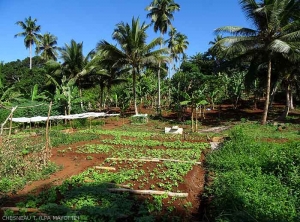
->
[215, 26, 257, 36]
[268, 39, 291, 53]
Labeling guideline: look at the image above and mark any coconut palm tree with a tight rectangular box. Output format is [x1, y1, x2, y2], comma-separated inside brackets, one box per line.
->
[86, 51, 129, 108]
[36, 32, 59, 61]
[15, 16, 41, 69]
[166, 27, 179, 66]
[212, 0, 300, 124]
[97, 17, 169, 115]
[165, 28, 189, 104]
[60, 40, 86, 79]
[166, 30, 189, 70]
[146, 0, 180, 111]
[173, 32, 189, 62]
[47, 39, 95, 110]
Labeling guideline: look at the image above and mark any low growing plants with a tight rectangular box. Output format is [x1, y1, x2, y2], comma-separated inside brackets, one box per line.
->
[205, 124, 300, 222]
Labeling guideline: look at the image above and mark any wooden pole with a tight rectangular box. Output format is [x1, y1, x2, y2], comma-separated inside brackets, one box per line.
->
[45, 102, 52, 164]
[107, 157, 160, 162]
[0, 106, 17, 136]
[108, 188, 188, 197]
[8, 112, 13, 137]
[94, 166, 116, 171]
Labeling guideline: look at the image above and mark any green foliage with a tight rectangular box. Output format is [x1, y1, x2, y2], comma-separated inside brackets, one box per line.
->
[76, 144, 113, 154]
[50, 131, 99, 147]
[206, 124, 300, 221]
[0, 109, 10, 123]
[13, 101, 61, 118]
[71, 118, 87, 128]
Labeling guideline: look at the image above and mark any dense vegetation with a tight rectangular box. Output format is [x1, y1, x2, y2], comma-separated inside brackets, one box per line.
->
[1, 0, 299, 125]
[206, 124, 300, 221]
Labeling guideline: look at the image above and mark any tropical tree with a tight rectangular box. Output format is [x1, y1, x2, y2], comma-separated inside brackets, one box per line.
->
[173, 32, 189, 63]
[49, 39, 95, 110]
[275, 56, 300, 119]
[146, 0, 180, 111]
[87, 52, 128, 109]
[15, 16, 41, 69]
[36, 32, 59, 61]
[166, 28, 189, 73]
[208, 35, 224, 58]
[97, 17, 168, 115]
[212, 0, 300, 124]
[46, 74, 78, 116]
[166, 27, 179, 73]
[59, 40, 89, 80]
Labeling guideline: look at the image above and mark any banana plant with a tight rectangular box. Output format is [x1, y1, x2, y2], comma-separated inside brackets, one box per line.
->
[30, 84, 48, 101]
[46, 74, 79, 115]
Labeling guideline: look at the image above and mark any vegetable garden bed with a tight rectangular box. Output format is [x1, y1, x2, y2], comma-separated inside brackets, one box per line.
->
[1, 126, 209, 221]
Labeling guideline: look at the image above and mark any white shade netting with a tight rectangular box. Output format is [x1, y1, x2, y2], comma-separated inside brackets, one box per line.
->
[10, 112, 120, 123]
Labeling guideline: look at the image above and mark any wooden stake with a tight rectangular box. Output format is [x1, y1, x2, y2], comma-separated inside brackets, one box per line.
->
[107, 157, 160, 162]
[8, 112, 13, 137]
[158, 158, 201, 165]
[108, 188, 188, 197]
[94, 166, 116, 171]
[45, 102, 52, 164]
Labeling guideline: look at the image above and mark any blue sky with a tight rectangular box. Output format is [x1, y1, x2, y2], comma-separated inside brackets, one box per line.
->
[0, 0, 249, 63]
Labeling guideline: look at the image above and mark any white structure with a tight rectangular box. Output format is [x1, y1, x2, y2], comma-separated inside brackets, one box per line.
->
[10, 112, 119, 123]
[165, 126, 183, 134]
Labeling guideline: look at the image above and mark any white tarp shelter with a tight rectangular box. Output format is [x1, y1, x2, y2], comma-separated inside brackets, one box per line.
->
[10, 112, 119, 123]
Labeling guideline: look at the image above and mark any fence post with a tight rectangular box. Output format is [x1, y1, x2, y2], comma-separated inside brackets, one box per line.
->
[0, 106, 18, 136]
[45, 102, 52, 165]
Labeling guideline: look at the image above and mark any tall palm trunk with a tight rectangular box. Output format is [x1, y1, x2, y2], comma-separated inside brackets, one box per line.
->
[29, 42, 32, 69]
[133, 70, 138, 115]
[281, 84, 290, 119]
[289, 90, 294, 110]
[261, 58, 272, 125]
[157, 32, 163, 114]
[269, 80, 279, 109]
[168, 60, 173, 106]
[78, 79, 84, 110]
